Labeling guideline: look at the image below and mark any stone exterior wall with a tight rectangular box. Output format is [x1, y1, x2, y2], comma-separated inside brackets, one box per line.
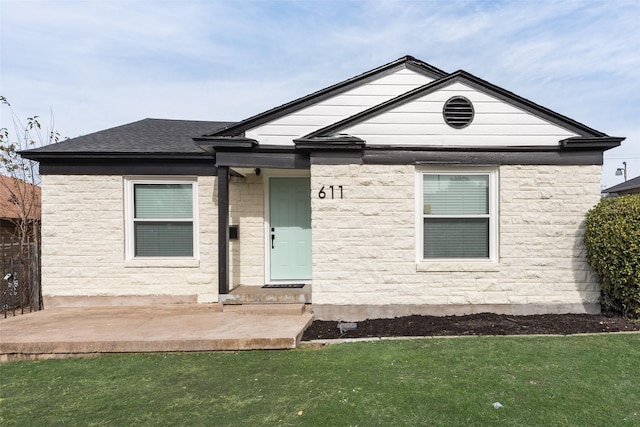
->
[310, 164, 602, 320]
[41, 164, 603, 317]
[229, 173, 265, 287]
[41, 175, 219, 306]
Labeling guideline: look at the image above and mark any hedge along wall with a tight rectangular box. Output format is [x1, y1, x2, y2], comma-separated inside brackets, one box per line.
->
[584, 194, 640, 317]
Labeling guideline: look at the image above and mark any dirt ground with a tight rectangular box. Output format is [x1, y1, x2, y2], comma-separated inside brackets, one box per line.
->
[302, 313, 640, 340]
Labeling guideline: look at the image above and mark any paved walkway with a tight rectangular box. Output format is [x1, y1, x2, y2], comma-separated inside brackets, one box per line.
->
[0, 304, 313, 361]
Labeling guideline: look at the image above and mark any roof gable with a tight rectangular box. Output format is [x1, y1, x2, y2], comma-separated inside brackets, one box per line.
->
[242, 67, 437, 146]
[300, 70, 608, 144]
[206, 56, 447, 138]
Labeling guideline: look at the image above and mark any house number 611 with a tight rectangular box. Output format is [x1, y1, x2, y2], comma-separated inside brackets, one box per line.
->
[318, 185, 343, 199]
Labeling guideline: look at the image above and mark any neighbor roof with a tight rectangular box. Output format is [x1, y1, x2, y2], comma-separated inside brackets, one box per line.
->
[602, 175, 640, 194]
[0, 175, 41, 220]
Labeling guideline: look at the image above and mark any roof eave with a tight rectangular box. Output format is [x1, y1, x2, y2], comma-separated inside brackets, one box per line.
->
[18, 152, 212, 161]
[294, 134, 365, 150]
[560, 136, 625, 150]
[193, 136, 258, 154]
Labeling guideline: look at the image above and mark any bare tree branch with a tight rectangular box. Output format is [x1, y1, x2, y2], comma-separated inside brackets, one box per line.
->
[0, 96, 59, 243]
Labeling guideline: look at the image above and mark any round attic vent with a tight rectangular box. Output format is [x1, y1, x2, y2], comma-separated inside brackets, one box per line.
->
[443, 96, 474, 129]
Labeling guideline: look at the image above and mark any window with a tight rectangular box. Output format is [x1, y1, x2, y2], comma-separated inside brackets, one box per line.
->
[419, 168, 497, 261]
[125, 178, 197, 258]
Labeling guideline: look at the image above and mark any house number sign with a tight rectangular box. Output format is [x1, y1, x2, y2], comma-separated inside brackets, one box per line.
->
[318, 185, 343, 199]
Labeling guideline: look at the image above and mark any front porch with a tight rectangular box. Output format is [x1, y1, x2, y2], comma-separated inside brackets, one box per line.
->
[0, 302, 313, 362]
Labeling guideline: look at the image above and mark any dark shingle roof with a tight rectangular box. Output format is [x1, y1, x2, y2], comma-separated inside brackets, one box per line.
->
[602, 175, 640, 193]
[22, 118, 234, 156]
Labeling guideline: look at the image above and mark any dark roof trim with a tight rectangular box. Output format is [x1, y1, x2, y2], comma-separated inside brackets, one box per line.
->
[361, 144, 587, 152]
[39, 159, 218, 176]
[295, 134, 365, 151]
[36, 144, 606, 173]
[305, 145, 604, 165]
[21, 152, 211, 161]
[361, 147, 604, 166]
[301, 70, 609, 140]
[205, 56, 448, 137]
[194, 137, 258, 154]
[560, 136, 624, 150]
[215, 151, 309, 169]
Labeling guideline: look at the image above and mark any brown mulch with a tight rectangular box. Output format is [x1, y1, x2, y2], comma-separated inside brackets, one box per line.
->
[301, 313, 640, 340]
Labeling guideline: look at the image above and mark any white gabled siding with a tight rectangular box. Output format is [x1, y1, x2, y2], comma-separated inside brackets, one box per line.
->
[342, 82, 579, 146]
[246, 69, 435, 145]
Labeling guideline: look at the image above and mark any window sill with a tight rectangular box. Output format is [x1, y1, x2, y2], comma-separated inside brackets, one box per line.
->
[124, 258, 200, 268]
[417, 261, 500, 272]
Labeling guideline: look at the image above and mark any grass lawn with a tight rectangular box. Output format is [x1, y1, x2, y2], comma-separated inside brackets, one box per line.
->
[1, 334, 639, 426]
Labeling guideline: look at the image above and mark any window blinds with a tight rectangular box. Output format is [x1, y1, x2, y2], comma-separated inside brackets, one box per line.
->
[423, 174, 490, 259]
[134, 184, 193, 219]
[133, 183, 194, 257]
[423, 175, 488, 215]
[423, 218, 489, 258]
[135, 223, 193, 257]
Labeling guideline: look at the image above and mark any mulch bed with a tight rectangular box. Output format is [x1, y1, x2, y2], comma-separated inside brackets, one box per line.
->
[302, 313, 640, 340]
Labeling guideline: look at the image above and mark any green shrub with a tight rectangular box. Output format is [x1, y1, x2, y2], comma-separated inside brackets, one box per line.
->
[584, 194, 640, 317]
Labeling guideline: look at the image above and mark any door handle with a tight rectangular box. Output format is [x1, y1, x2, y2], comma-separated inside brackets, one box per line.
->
[271, 228, 275, 249]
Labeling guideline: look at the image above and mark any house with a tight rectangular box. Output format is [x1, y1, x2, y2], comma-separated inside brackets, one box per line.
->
[602, 175, 640, 197]
[21, 56, 624, 321]
[0, 175, 41, 241]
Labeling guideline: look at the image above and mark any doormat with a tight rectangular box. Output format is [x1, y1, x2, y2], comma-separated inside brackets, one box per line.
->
[262, 284, 305, 289]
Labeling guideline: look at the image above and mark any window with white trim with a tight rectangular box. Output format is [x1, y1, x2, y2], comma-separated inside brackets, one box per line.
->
[419, 168, 497, 261]
[125, 178, 197, 258]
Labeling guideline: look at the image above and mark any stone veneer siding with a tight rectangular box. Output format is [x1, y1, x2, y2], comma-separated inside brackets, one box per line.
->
[41, 164, 603, 317]
[310, 164, 602, 320]
[41, 175, 219, 306]
[229, 173, 265, 288]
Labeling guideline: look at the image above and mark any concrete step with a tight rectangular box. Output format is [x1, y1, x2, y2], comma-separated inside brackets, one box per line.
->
[222, 303, 307, 315]
[221, 285, 311, 305]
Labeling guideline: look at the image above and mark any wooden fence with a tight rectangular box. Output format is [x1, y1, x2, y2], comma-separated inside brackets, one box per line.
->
[1, 236, 41, 318]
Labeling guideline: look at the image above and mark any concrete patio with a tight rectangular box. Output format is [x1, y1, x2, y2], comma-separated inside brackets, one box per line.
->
[0, 303, 314, 362]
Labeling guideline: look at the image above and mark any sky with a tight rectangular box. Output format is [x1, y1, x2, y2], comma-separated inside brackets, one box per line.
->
[1, 0, 639, 189]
